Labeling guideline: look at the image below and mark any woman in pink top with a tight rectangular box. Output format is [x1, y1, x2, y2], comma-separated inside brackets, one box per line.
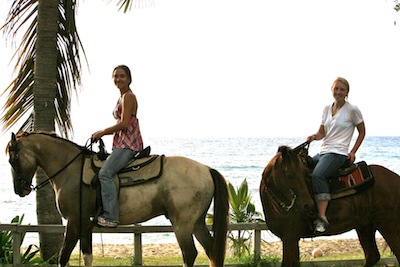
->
[92, 65, 143, 227]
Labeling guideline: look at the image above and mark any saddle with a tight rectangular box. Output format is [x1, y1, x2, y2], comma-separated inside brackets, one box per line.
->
[82, 146, 165, 187]
[328, 161, 374, 199]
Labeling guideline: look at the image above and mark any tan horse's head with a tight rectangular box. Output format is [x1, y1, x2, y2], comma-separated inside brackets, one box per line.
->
[7, 132, 37, 197]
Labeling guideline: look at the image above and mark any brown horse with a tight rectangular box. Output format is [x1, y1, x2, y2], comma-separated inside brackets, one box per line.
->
[260, 142, 400, 267]
[7, 132, 229, 267]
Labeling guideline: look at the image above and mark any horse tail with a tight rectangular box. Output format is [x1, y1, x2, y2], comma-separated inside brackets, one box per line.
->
[209, 168, 229, 267]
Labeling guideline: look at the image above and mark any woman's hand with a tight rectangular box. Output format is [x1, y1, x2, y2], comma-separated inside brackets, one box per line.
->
[347, 152, 356, 164]
[307, 134, 316, 143]
[92, 130, 105, 142]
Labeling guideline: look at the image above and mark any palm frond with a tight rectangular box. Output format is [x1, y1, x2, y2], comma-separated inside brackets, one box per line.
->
[1, 0, 87, 138]
[114, 0, 155, 12]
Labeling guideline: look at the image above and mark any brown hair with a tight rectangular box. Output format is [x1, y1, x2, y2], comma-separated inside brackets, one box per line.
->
[113, 65, 132, 85]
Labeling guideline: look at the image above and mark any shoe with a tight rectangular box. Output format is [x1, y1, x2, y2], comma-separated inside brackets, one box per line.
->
[314, 216, 329, 233]
[97, 216, 118, 228]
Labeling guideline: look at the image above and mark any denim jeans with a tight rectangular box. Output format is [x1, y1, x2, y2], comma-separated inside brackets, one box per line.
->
[98, 148, 136, 222]
[311, 153, 347, 201]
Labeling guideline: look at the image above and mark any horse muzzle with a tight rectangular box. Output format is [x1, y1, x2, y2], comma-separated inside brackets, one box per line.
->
[13, 175, 32, 197]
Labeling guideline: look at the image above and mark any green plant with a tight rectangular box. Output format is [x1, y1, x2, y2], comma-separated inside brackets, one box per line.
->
[228, 179, 263, 257]
[0, 215, 41, 264]
[235, 254, 281, 267]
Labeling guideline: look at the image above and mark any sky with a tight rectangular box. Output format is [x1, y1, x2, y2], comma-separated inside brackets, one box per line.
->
[1, 0, 400, 149]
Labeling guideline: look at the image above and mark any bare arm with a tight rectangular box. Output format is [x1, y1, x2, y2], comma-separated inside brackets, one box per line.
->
[307, 125, 325, 142]
[348, 121, 366, 163]
[92, 92, 138, 141]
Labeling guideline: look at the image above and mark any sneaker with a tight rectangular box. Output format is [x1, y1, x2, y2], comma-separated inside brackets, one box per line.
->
[314, 216, 329, 233]
[97, 216, 118, 228]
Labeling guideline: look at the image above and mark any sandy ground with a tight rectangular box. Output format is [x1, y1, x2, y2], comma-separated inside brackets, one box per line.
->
[72, 237, 390, 260]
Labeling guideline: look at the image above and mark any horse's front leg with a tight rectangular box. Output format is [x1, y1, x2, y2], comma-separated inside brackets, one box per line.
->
[281, 238, 300, 267]
[59, 219, 94, 267]
[58, 221, 79, 267]
[80, 220, 94, 267]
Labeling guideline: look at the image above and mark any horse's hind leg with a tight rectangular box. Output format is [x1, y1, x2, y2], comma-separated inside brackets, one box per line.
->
[356, 225, 380, 267]
[193, 219, 212, 259]
[378, 226, 400, 263]
[174, 227, 198, 267]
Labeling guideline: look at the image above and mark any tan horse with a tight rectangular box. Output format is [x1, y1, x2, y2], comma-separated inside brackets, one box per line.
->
[260, 143, 400, 267]
[7, 132, 229, 267]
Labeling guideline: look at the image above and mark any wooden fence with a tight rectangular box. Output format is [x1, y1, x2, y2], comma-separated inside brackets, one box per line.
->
[0, 222, 398, 267]
[0, 222, 268, 266]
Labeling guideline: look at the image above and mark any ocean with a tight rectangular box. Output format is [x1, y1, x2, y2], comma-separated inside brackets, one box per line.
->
[1, 136, 399, 246]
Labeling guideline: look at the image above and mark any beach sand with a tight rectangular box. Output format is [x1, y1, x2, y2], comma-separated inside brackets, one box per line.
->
[73, 237, 389, 260]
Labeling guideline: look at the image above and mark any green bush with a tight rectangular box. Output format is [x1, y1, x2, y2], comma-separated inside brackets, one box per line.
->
[0, 215, 41, 264]
[235, 254, 281, 267]
[228, 179, 263, 257]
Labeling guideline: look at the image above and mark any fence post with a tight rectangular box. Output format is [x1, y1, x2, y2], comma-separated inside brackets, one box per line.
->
[134, 231, 142, 266]
[253, 226, 261, 260]
[12, 227, 21, 265]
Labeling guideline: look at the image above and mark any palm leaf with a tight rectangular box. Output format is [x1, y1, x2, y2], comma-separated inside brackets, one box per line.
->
[1, 0, 86, 138]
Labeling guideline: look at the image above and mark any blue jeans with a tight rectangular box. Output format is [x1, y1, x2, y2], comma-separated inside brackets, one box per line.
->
[311, 153, 347, 201]
[98, 148, 136, 222]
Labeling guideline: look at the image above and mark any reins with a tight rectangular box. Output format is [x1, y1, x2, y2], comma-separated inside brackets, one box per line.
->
[32, 138, 95, 191]
[293, 140, 310, 154]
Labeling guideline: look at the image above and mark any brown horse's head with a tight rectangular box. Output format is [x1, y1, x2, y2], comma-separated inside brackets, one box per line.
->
[7, 132, 37, 197]
[260, 144, 315, 222]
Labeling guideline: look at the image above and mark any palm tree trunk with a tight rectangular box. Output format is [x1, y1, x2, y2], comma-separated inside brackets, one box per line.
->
[34, 0, 64, 261]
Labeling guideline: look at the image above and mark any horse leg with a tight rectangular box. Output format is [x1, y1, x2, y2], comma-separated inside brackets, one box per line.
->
[59, 219, 94, 267]
[58, 222, 80, 267]
[281, 238, 300, 267]
[356, 225, 380, 267]
[193, 220, 213, 262]
[79, 221, 94, 267]
[377, 227, 400, 263]
[174, 227, 198, 267]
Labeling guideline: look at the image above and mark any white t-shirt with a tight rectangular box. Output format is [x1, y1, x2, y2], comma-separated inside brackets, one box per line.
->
[320, 101, 364, 156]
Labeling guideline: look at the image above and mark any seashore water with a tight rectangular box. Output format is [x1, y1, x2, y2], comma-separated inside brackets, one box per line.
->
[0, 136, 399, 247]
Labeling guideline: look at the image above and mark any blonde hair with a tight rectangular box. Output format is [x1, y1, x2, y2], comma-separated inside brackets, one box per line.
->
[332, 77, 350, 92]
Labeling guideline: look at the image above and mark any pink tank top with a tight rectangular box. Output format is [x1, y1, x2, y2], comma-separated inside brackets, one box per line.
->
[112, 97, 143, 151]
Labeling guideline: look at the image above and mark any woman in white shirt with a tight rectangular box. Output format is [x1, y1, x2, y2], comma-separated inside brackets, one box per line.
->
[307, 77, 366, 233]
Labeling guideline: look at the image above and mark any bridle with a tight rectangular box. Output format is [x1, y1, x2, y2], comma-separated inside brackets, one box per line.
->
[264, 186, 297, 215]
[8, 133, 27, 192]
[263, 141, 310, 215]
[9, 133, 95, 192]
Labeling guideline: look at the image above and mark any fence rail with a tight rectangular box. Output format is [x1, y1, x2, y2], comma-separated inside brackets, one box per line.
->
[0, 222, 268, 266]
[0, 223, 398, 267]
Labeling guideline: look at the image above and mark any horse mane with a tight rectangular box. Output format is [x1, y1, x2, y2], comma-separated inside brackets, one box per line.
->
[10, 131, 91, 153]
[279, 145, 309, 175]
[264, 145, 308, 184]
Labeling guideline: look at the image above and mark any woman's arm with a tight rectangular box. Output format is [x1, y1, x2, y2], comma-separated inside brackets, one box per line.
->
[307, 125, 325, 142]
[92, 92, 137, 141]
[348, 121, 366, 163]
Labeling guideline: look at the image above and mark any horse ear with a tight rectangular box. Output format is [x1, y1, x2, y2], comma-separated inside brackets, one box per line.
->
[278, 146, 289, 158]
[9, 132, 17, 154]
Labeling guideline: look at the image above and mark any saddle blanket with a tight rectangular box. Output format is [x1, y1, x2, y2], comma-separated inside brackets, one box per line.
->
[329, 161, 374, 199]
[82, 154, 164, 187]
